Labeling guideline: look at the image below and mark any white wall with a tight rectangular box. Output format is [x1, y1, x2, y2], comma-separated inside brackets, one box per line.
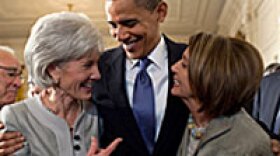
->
[217, 0, 280, 67]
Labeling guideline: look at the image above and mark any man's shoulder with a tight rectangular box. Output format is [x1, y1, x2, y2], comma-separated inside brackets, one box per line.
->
[263, 71, 280, 82]
[261, 71, 280, 89]
[163, 35, 188, 49]
[100, 46, 123, 61]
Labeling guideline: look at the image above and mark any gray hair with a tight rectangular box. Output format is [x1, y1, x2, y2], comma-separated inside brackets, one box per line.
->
[24, 12, 104, 88]
[0, 45, 15, 55]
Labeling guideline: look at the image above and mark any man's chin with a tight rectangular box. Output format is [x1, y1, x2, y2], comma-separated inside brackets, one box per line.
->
[125, 50, 147, 60]
[0, 100, 16, 106]
[2, 95, 17, 104]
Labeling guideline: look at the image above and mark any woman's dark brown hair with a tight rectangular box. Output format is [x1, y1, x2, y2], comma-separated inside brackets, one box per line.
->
[188, 32, 264, 117]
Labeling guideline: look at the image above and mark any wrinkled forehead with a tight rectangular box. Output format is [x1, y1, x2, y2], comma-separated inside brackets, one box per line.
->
[0, 52, 21, 68]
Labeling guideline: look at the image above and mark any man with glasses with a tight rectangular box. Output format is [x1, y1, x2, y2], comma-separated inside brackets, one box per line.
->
[0, 46, 25, 156]
[0, 46, 23, 109]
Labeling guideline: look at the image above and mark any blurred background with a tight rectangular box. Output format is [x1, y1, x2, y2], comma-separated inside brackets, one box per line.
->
[0, 0, 280, 99]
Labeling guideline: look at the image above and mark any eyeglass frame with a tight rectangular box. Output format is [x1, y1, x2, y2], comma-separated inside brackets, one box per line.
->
[0, 65, 25, 83]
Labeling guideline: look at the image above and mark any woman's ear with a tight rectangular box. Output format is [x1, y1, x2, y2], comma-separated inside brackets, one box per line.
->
[47, 64, 61, 83]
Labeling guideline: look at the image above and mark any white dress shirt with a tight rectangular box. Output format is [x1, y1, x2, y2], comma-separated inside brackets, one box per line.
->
[125, 36, 168, 140]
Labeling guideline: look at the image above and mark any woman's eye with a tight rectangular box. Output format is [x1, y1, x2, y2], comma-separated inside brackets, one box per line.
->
[84, 61, 93, 69]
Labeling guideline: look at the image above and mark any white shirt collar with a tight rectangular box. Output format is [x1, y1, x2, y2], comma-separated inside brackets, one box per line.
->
[126, 36, 167, 70]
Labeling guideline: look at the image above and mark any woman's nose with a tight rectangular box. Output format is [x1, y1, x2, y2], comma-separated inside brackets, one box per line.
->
[90, 66, 101, 80]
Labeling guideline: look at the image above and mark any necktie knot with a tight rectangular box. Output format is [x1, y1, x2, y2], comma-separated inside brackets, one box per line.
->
[139, 58, 151, 71]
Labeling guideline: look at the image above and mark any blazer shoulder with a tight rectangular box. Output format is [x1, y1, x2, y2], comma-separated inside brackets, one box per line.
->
[1, 99, 30, 117]
[231, 111, 272, 152]
[164, 36, 188, 51]
[0, 99, 31, 132]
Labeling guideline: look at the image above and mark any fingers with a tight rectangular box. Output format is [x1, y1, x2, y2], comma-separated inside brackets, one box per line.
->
[0, 132, 24, 156]
[0, 123, 24, 155]
[87, 137, 99, 156]
[87, 137, 122, 156]
[99, 138, 122, 156]
[271, 139, 280, 155]
[0, 132, 23, 143]
[0, 132, 24, 148]
[0, 142, 23, 156]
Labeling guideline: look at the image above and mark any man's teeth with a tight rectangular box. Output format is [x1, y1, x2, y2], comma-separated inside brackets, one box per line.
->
[125, 38, 138, 45]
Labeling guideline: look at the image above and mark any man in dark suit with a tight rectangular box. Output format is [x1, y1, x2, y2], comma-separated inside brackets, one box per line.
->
[253, 71, 280, 138]
[92, 0, 188, 155]
[252, 71, 280, 155]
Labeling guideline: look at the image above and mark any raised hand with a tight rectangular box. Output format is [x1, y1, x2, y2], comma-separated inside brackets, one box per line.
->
[271, 139, 280, 156]
[87, 137, 122, 156]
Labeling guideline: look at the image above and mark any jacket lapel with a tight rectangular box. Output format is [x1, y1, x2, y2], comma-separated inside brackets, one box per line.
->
[196, 116, 232, 154]
[106, 47, 127, 108]
[106, 47, 150, 154]
[154, 36, 189, 155]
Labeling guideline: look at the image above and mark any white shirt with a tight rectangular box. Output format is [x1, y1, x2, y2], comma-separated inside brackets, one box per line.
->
[125, 36, 169, 140]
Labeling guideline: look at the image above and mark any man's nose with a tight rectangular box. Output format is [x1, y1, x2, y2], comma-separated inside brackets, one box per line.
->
[12, 76, 22, 88]
[112, 26, 129, 42]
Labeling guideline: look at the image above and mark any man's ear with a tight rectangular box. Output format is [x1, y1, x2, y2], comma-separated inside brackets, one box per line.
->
[47, 64, 61, 82]
[156, 1, 168, 23]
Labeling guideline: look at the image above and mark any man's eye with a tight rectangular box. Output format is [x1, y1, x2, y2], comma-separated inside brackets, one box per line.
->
[125, 20, 137, 28]
[7, 72, 17, 77]
[108, 22, 117, 29]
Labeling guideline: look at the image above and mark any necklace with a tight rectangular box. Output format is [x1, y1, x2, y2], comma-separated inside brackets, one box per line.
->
[187, 114, 207, 139]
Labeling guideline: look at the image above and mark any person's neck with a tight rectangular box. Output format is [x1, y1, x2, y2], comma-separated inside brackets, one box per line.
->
[40, 87, 82, 128]
[182, 98, 211, 127]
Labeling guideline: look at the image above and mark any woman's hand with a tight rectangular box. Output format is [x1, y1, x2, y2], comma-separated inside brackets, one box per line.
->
[87, 137, 122, 156]
[0, 122, 24, 156]
[271, 139, 280, 156]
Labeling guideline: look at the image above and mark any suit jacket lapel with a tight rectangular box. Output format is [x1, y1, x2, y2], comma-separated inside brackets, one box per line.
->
[106, 47, 127, 108]
[154, 36, 188, 155]
[106, 46, 149, 154]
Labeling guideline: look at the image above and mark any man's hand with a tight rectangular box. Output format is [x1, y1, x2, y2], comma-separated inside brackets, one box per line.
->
[87, 137, 122, 156]
[0, 122, 24, 156]
[271, 139, 280, 156]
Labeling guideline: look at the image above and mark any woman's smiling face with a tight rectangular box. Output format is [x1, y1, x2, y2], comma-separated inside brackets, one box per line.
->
[52, 51, 100, 100]
[171, 48, 193, 99]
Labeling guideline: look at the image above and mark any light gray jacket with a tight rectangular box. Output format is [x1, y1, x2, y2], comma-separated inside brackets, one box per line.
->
[177, 109, 273, 156]
[0, 95, 99, 156]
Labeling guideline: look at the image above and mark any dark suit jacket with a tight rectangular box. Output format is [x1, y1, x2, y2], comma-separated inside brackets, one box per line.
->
[253, 71, 280, 138]
[92, 36, 189, 156]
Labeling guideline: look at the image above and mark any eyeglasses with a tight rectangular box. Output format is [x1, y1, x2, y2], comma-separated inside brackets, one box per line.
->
[0, 65, 25, 84]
